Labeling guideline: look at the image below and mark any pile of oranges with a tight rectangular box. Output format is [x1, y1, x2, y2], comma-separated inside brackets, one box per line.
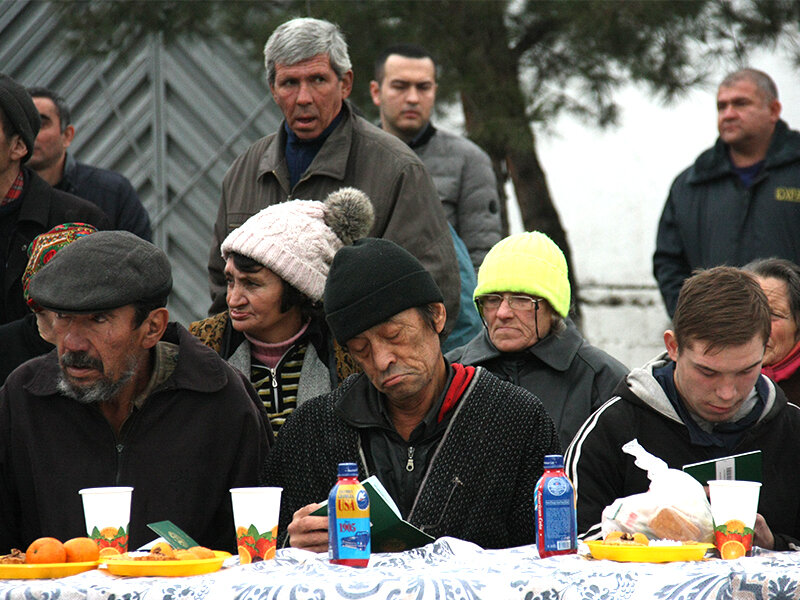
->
[25, 537, 99, 564]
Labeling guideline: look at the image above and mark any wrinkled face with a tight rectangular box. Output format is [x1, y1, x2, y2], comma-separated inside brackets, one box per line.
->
[370, 54, 436, 141]
[480, 292, 553, 353]
[224, 257, 302, 343]
[666, 332, 765, 423]
[757, 276, 799, 366]
[28, 97, 70, 172]
[270, 53, 353, 140]
[52, 306, 148, 404]
[717, 79, 780, 151]
[346, 306, 445, 405]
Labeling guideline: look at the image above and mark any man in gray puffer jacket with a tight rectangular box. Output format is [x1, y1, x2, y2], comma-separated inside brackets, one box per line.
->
[370, 44, 503, 272]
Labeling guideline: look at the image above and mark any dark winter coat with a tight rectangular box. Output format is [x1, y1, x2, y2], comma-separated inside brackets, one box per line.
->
[654, 120, 800, 316]
[0, 323, 272, 553]
[263, 366, 560, 549]
[208, 101, 460, 334]
[56, 153, 152, 241]
[411, 125, 503, 271]
[1, 168, 109, 324]
[565, 354, 800, 551]
[447, 321, 627, 450]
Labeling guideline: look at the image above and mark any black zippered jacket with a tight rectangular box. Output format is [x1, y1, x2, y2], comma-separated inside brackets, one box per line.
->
[264, 366, 560, 549]
[654, 120, 800, 316]
[565, 354, 800, 551]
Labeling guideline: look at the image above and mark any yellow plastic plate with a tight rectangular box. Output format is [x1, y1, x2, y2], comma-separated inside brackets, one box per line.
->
[102, 551, 231, 577]
[0, 561, 99, 579]
[585, 541, 715, 563]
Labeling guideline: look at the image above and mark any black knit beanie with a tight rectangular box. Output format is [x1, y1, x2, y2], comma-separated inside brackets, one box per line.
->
[0, 74, 40, 163]
[324, 238, 444, 344]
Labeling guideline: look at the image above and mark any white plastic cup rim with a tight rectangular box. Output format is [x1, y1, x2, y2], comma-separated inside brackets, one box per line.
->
[230, 487, 283, 494]
[79, 487, 134, 495]
[707, 480, 761, 489]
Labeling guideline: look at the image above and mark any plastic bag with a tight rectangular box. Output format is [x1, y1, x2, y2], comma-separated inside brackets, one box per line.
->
[600, 439, 714, 542]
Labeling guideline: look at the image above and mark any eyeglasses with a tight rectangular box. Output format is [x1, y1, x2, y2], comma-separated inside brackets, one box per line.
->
[476, 294, 541, 312]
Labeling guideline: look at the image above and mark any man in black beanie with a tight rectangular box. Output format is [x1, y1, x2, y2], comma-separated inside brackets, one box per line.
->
[0, 73, 109, 328]
[265, 237, 560, 550]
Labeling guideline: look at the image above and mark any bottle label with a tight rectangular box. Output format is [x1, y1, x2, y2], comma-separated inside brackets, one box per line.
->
[537, 473, 577, 555]
[329, 483, 370, 562]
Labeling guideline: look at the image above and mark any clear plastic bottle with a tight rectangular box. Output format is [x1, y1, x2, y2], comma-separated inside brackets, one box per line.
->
[328, 462, 370, 567]
[534, 454, 577, 557]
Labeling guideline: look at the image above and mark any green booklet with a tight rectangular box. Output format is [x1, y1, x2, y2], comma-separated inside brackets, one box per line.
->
[312, 475, 434, 552]
[147, 521, 198, 549]
[682, 450, 762, 486]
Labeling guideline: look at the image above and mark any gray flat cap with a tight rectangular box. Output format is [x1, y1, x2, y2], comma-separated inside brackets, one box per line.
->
[29, 230, 172, 313]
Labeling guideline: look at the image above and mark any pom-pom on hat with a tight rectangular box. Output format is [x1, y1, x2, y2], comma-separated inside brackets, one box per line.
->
[0, 74, 40, 163]
[474, 231, 571, 318]
[22, 222, 97, 312]
[221, 187, 374, 302]
[324, 238, 444, 344]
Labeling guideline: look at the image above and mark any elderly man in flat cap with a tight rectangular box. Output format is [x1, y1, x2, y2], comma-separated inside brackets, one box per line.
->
[0, 74, 109, 326]
[265, 238, 560, 550]
[0, 231, 272, 554]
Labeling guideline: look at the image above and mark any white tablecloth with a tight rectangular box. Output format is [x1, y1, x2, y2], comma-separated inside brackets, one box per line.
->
[2, 538, 800, 599]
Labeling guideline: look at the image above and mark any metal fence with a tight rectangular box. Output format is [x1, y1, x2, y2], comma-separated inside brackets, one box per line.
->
[0, 0, 282, 325]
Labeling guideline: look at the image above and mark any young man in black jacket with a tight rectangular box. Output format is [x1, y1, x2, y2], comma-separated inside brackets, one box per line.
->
[566, 266, 800, 551]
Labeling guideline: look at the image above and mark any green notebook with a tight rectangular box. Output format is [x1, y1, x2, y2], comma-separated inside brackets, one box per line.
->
[312, 475, 434, 552]
[682, 450, 762, 486]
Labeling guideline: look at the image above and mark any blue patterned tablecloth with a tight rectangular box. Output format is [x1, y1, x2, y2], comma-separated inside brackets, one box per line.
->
[1, 538, 799, 600]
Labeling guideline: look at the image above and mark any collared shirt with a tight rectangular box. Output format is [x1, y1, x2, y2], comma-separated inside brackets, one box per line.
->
[131, 341, 179, 408]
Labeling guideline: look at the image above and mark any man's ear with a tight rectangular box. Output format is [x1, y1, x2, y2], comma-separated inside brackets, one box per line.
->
[62, 124, 75, 148]
[769, 98, 782, 124]
[140, 307, 169, 349]
[9, 135, 27, 162]
[369, 80, 381, 107]
[340, 70, 353, 100]
[431, 302, 446, 334]
[664, 329, 679, 362]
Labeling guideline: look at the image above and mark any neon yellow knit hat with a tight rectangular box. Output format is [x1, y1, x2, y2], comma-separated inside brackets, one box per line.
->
[474, 231, 571, 317]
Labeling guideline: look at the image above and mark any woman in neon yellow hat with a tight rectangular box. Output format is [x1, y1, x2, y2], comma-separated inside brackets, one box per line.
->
[446, 231, 627, 450]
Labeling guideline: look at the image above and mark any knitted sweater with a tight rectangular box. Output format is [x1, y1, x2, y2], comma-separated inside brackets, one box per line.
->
[264, 366, 560, 549]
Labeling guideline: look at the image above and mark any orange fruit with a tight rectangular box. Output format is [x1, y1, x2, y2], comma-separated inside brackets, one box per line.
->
[98, 546, 121, 557]
[720, 540, 747, 560]
[236, 526, 248, 538]
[63, 537, 100, 563]
[99, 526, 120, 539]
[238, 545, 252, 564]
[263, 545, 276, 560]
[188, 546, 215, 559]
[26, 537, 67, 564]
[724, 519, 747, 534]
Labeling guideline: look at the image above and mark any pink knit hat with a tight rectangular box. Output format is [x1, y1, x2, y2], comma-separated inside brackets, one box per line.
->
[220, 188, 374, 302]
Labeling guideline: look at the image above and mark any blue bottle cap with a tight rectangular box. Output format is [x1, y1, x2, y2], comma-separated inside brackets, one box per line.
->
[337, 462, 359, 477]
[543, 454, 564, 469]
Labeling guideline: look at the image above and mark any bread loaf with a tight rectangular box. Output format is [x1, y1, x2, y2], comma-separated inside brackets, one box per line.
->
[649, 507, 700, 541]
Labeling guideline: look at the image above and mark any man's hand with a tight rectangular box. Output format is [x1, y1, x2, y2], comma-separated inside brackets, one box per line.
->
[753, 513, 774, 550]
[287, 503, 328, 552]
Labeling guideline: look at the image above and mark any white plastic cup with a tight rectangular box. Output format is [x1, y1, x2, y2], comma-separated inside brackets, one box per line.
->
[78, 486, 133, 552]
[708, 480, 761, 529]
[230, 487, 282, 561]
